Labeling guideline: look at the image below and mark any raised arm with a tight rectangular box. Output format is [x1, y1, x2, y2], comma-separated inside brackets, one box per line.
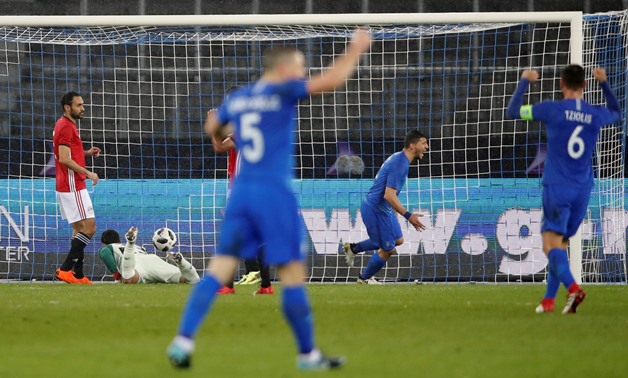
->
[306, 29, 372, 94]
[206, 108, 236, 153]
[506, 70, 539, 119]
[593, 67, 621, 115]
[204, 109, 232, 141]
[211, 135, 235, 154]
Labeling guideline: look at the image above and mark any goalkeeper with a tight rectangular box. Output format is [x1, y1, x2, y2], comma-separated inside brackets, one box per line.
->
[98, 227, 200, 284]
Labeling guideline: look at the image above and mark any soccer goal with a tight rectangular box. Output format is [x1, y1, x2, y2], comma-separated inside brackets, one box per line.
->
[0, 12, 625, 283]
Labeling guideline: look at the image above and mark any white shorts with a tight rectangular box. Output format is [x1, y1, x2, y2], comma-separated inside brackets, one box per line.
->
[57, 189, 95, 224]
[135, 254, 181, 284]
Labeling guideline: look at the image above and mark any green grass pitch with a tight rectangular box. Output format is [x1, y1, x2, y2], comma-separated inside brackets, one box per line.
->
[1, 283, 626, 378]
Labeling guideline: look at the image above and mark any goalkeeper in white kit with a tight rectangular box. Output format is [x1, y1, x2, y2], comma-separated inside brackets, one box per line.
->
[97, 227, 200, 284]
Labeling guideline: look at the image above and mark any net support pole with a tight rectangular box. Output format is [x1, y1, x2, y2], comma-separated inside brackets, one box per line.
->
[569, 13, 584, 285]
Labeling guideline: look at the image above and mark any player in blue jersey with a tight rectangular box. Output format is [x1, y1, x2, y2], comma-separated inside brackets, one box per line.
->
[167, 29, 372, 370]
[343, 130, 429, 284]
[507, 65, 621, 314]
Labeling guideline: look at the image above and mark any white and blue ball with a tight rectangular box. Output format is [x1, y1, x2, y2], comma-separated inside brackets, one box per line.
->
[152, 227, 177, 252]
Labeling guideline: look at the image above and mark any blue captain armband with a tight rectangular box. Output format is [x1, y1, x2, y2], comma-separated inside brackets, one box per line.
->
[519, 105, 534, 121]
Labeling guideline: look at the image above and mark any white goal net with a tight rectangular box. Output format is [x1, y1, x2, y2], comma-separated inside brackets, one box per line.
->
[0, 12, 625, 283]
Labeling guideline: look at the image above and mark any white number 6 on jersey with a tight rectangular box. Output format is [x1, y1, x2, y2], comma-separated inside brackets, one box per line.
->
[568, 125, 585, 159]
[240, 112, 264, 163]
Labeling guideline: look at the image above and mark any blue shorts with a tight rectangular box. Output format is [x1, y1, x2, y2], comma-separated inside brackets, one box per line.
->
[217, 180, 302, 266]
[541, 184, 592, 239]
[360, 202, 403, 252]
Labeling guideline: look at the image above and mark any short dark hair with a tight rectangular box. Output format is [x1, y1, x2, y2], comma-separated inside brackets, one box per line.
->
[101, 229, 121, 245]
[262, 46, 300, 71]
[561, 64, 586, 90]
[404, 130, 427, 148]
[60, 91, 81, 111]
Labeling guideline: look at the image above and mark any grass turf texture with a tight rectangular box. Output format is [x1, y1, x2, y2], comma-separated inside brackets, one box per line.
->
[0, 284, 626, 378]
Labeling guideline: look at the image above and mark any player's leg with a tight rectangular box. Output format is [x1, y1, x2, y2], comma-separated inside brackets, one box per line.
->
[238, 258, 261, 285]
[348, 239, 380, 253]
[165, 252, 199, 284]
[57, 220, 94, 283]
[255, 247, 274, 294]
[357, 245, 399, 284]
[539, 185, 586, 314]
[539, 184, 572, 310]
[168, 254, 239, 367]
[277, 262, 315, 360]
[219, 186, 237, 293]
[536, 264, 560, 313]
[218, 279, 236, 294]
[343, 203, 379, 267]
[235, 258, 261, 285]
[167, 251, 200, 284]
[277, 261, 343, 369]
[536, 231, 565, 313]
[357, 212, 402, 284]
[542, 231, 586, 313]
[261, 186, 343, 369]
[119, 227, 140, 284]
[543, 189, 583, 296]
[558, 188, 590, 313]
[343, 240, 379, 267]
[56, 190, 96, 284]
[176, 256, 200, 284]
[72, 217, 96, 281]
[218, 257, 235, 293]
[168, 202, 256, 368]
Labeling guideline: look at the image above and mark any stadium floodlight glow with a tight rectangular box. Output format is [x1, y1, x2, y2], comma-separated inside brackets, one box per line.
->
[0, 11, 624, 284]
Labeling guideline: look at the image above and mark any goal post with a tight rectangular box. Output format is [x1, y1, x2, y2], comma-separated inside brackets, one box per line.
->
[0, 12, 624, 284]
[0, 12, 585, 26]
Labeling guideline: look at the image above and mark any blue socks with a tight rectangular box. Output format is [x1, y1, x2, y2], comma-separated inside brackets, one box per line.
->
[353, 239, 379, 253]
[282, 286, 314, 354]
[544, 262, 560, 300]
[178, 274, 222, 338]
[359, 252, 387, 280]
[548, 248, 576, 290]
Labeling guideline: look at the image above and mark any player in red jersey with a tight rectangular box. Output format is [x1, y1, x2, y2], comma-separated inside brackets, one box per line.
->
[53, 91, 101, 284]
[211, 115, 274, 295]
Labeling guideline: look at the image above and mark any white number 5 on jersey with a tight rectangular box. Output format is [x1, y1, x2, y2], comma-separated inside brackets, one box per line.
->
[240, 112, 264, 163]
[568, 125, 585, 159]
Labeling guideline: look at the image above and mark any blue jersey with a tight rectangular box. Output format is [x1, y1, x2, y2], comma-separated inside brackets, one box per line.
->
[523, 99, 618, 186]
[364, 151, 410, 214]
[507, 79, 621, 187]
[216, 80, 309, 184]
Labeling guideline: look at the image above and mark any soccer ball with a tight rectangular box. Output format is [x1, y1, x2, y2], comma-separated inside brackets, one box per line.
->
[152, 227, 177, 252]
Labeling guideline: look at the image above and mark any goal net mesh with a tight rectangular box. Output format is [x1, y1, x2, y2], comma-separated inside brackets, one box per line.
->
[0, 13, 625, 283]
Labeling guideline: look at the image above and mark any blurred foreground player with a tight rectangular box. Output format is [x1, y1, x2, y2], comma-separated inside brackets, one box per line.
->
[343, 130, 428, 283]
[211, 126, 273, 295]
[167, 29, 371, 370]
[98, 228, 199, 284]
[507, 65, 620, 314]
[53, 91, 100, 284]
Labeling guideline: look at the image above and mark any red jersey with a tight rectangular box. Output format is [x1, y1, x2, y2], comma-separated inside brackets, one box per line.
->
[53, 116, 86, 192]
[227, 148, 241, 185]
